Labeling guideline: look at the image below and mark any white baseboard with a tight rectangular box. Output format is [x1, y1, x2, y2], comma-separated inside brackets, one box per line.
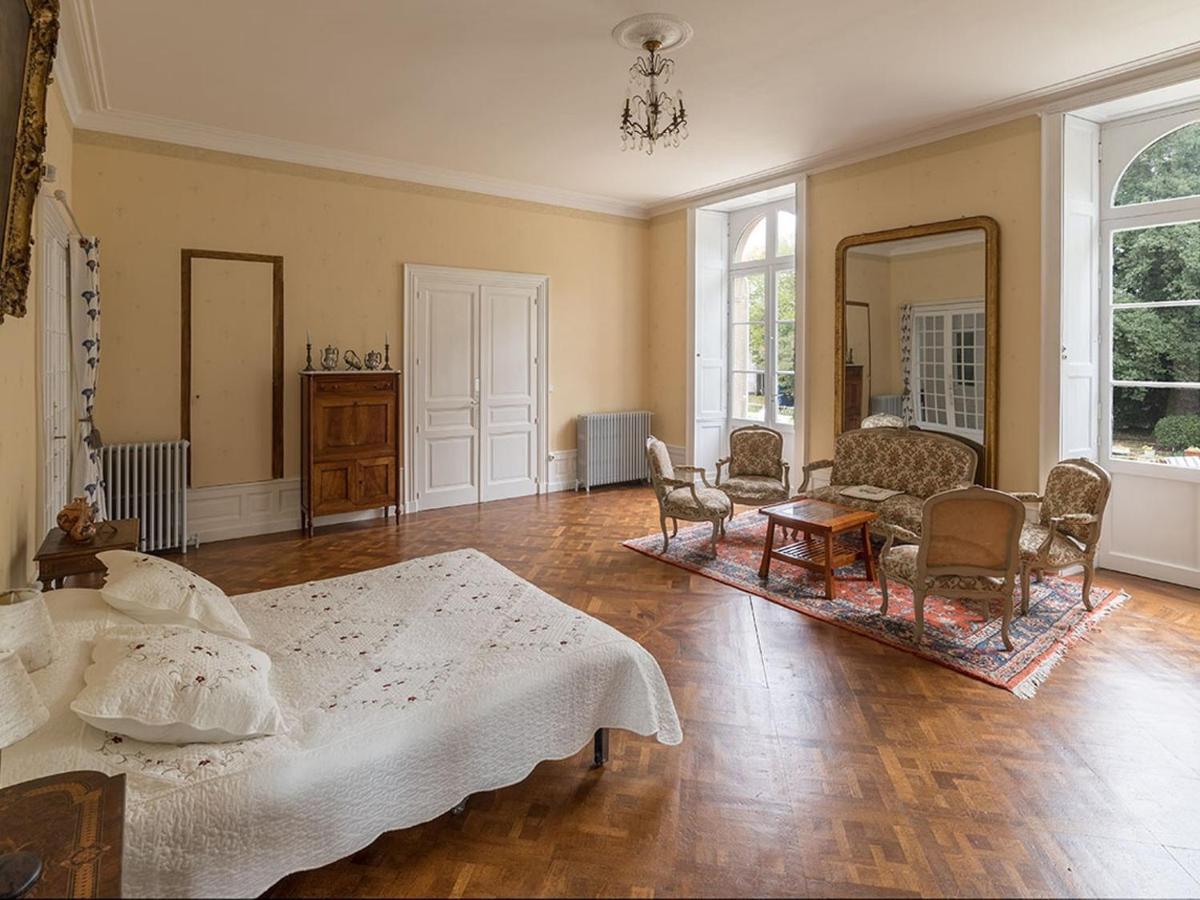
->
[187, 475, 403, 545]
[546, 443, 684, 493]
[547, 449, 577, 493]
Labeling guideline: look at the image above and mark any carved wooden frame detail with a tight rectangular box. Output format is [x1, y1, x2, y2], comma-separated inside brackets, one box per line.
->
[0, 0, 60, 321]
[834, 215, 1000, 486]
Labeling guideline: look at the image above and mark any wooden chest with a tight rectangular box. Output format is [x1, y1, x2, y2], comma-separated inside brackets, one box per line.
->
[300, 371, 401, 536]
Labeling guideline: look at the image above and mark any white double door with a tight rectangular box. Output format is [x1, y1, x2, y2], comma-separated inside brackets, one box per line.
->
[408, 266, 545, 511]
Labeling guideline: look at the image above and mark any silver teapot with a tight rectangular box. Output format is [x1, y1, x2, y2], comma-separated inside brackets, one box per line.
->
[364, 350, 383, 370]
[320, 345, 339, 370]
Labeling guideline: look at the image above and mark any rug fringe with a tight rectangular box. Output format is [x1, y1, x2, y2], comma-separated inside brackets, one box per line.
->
[1011, 590, 1130, 699]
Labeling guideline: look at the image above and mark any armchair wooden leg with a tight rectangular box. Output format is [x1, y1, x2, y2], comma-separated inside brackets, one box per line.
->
[1001, 595, 1014, 651]
[671, 518, 678, 537]
[1081, 563, 1095, 611]
[709, 519, 720, 554]
[1020, 563, 1031, 616]
[913, 589, 926, 645]
[878, 574, 890, 614]
[659, 514, 670, 554]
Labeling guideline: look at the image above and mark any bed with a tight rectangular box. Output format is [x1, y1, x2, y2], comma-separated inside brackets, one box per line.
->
[1, 548, 683, 898]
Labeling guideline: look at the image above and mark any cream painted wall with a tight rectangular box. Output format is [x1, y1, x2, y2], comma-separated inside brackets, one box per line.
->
[73, 134, 650, 482]
[0, 83, 74, 588]
[643, 118, 1039, 487]
[645, 210, 688, 447]
[808, 117, 1041, 489]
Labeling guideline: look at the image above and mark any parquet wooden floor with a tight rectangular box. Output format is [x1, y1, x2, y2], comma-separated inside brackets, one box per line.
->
[159, 486, 1200, 898]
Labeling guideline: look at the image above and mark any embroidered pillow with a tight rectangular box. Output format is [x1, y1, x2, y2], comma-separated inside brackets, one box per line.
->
[96, 550, 251, 641]
[70, 624, 284, 744]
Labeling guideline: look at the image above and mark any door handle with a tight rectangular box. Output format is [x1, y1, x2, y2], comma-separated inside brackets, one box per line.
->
[52, 434, 67, 440]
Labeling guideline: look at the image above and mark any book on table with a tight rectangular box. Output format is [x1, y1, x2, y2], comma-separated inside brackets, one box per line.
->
[839, 484, 903, 501]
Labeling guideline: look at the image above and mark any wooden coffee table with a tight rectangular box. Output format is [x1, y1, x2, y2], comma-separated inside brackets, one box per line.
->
[758, 498, 877, 598]
[34, 518, 139, 590]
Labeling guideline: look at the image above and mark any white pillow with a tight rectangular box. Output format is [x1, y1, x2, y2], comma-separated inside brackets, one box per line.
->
[70, 624, 285, 744]
[97, 550, 251, 641]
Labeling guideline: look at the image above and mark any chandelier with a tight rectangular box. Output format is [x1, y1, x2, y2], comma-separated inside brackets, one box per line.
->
[612, 14, 693, 155]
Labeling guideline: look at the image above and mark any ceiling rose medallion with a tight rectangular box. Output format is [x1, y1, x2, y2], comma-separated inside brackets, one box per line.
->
[612, 13, 692, 156]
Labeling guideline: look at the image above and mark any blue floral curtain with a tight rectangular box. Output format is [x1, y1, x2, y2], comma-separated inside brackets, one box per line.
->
[899, 303, 915, 425]
[69, 236, 107, 519]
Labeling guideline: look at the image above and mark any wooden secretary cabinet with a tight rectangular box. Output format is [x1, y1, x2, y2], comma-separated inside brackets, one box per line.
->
[300, 371, 401, 536]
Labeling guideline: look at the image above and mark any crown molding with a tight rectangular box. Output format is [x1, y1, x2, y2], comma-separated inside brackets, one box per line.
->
[71, 107, 650, 219]
[51, 2, 1200, 224]
[647, 41, 1200, 217]
[72, 0, 108, 109]
[50, 43, 81, 123]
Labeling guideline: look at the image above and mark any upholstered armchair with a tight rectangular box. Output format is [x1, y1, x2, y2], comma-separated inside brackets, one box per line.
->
[646, 436, 731, 554]
[715, 425, 790, 510]
[1013, 458, 1111, 614]
[878, 487, 1025, 650]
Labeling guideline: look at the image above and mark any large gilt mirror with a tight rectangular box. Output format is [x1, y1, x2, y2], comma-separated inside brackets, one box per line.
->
[835, 216, 999, 485]
[0, 0, 60, 321]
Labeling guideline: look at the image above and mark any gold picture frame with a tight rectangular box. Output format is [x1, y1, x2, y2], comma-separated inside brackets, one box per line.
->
[834, 215, 1000, 486]
[0, 0, 60, 322]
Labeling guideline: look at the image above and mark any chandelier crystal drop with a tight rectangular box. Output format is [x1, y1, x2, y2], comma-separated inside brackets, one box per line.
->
[620, 40, 687, 155]
[612, 13, 692, 156]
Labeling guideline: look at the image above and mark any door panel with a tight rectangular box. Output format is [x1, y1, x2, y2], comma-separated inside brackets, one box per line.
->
[355, 457, 396, 505]
[313, 460, 355, 513]
[415, 281, 480, 509]
[313, 394, 395, 458]
[190, 258, 275, 488]
[481, 285, 538, 501]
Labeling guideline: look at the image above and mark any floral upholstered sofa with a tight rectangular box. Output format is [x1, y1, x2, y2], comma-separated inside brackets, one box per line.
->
[799, 427, 979, 539]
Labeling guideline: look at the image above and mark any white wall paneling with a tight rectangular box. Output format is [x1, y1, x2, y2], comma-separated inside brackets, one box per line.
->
[188, 476, 396, 545]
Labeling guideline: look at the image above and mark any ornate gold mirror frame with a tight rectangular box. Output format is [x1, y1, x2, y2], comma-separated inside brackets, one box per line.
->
[834, 215, 1000, 486]
[0, 0, 60, 322]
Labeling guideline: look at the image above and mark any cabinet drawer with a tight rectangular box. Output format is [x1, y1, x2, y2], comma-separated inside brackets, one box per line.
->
[315, 377, 394, 394]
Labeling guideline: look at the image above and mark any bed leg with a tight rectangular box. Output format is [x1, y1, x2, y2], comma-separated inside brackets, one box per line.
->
[592, 728, 610, 768]
[451, 797, 468, 815]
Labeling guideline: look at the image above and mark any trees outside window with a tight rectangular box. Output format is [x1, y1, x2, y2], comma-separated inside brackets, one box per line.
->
[1108, 121, 1200, 462]
[729, 202, 795, 428]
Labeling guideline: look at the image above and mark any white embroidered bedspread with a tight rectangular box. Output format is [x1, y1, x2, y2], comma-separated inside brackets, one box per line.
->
[2, 549, 682, 899]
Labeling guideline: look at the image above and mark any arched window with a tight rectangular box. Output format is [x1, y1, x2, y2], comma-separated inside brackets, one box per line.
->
[1114, 121, 1200, 207]
[734, 216, 767, 262]
[1102, 109, 1200, 468]
[728, 201, 795, 427]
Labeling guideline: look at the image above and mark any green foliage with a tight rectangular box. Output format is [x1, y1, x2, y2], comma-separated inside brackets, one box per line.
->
[1153, 415, 1200, 452]
[1111, 124, 1200, 434]
[1114, 122, 1200, 206]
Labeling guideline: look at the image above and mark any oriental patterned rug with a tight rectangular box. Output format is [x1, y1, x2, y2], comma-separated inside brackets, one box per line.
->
[623, 512, 1127, 698]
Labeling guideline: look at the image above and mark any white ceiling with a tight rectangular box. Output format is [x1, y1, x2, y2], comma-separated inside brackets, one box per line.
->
[57, 0, 1200, 216]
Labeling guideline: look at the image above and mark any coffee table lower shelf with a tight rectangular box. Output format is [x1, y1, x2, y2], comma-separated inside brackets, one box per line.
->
[771, 536, 860, 570]
[757, 498, 879, 599]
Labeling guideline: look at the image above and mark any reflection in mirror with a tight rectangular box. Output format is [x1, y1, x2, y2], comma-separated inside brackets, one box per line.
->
[843, 228, 987, 442]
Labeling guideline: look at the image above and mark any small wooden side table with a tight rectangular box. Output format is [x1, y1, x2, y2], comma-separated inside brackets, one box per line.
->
[33, 519, 139, 590]
[0, 771, 125, 898]
[758, 498, 877, 599]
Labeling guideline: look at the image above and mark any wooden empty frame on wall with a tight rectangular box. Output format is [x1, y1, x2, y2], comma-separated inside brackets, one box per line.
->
[180, 249, 284, 485]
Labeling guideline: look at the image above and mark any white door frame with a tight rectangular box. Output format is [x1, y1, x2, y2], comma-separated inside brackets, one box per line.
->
[402, 263, 549, 512]
[36, 193, 74, 536]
